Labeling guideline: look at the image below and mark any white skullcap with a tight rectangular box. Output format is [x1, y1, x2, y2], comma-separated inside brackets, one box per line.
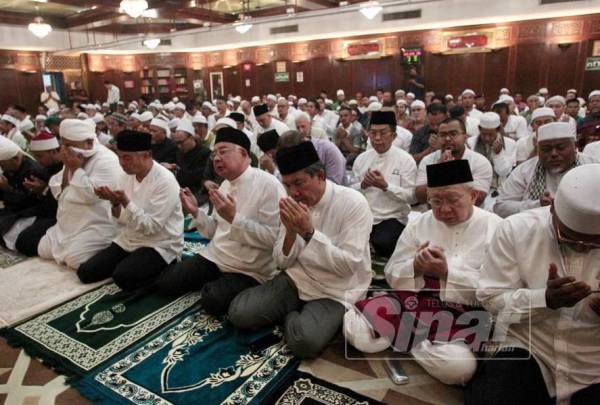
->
[233, 96, 241, 102]
[1, 114, 19, 126]
[47, 108, 59, 116]
[479, 112, 501, 129]
[539, 87, 549, 94]
[164, 102, 175, 111]
[567, 89, 577, 94]
[288, 101, 294, 106]
[84, 118, 96, 129]
[226, 100, 234, 107]
[102, 102, 110, 108]
[175, 119, 194, 136]
[130, 112, 140, 121]
[267, 94, 277, 102]
[92, 113, 105, 124]
[117, 101, 125, 106]
[172, 97, 179, 103]
[368, 96, 378, 103]
[77, 112, 88, 119]
[396, 99, 407, 106]
[94, 104, 101, 111]
[545, 95, 566, 106]
[588, 90, 600, 99]
[539, 96, 545, 105]
[554, 164, 600, 235]
[537, 122, 575, 142]
[168, 118, 181, 130]
[277, 97, 287, 103]
[251, 96, 260, 103]
[19, 119, 34, 132]
[367, 102, 382, 112]
[128, 103, 137, 110]
[500, 88, 510, 94]
[297, 98, 307, 105]
[59, 118, 95, 141]
[174, 102, 186, 111]
[406, 92, 416, 98]
[531, 107, 555, 121]
[150, 117, 170, 137]
[192, 114, 207, 124]
[325, 98, 333, 105]
[462, 89, 476, 96]
[131, 100, 139, 106]
[411, 100, 426, 109]
[83, 104, 94, 110]
[336, 89, 345, 96]
[35, 114, 47, 121]
[138, 111, 154, 122]
[499, 94, 514, 103]
[395, 89, 406, 96]
[201, 101, 213, 109]
[0, 136, 21, 160]
[215, 117, 236, 129]
[445, 94, 454, 100]
[148, 102, 162, 109]
[349, 99, 358, 105]
[30, 131, 59, 152]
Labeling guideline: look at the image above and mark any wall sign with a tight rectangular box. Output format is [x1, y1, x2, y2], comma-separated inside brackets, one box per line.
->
[441, 30, 494, 54]
[276, 61, 287, 73]
[585, 57, 600, 71]
[274, 72, 289, 82]
[342, 40, 384, 60]
[296, 71, 304, 83]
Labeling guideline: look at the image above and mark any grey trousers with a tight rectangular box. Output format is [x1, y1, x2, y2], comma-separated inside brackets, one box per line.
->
[228, 273, 345, 359]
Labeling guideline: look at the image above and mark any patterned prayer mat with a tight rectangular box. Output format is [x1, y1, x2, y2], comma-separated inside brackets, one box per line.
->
[0, 246, 28, 269]
[72, 311, 298, 405]
[0, 258, 106, 328]
[3, 284, 201, 376]
[271, 370, 385, 404]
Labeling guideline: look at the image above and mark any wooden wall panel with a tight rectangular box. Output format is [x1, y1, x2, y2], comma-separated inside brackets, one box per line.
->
[423, 52, 448, 95]
[582, 38, 600, 94]
[447, 53, 486, 97]
[0, 69, 20, 113]
[18, 71, 43, 113]
[483, 48, 509, 99]
[513, 43, 547, 97]
[547, 42, 581, 95]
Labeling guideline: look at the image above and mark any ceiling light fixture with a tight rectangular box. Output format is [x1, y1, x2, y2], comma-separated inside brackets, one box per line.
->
[359, 1, 382, 20]
[286, 7, 295, 16]
[143, 37, 161, 49]
[28, 16, 52, 38]
[233, 15, 252, 34]
[120, 0, 149, 18]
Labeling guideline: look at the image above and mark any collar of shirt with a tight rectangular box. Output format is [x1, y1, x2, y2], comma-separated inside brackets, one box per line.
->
[228, 165, 253, 192]
[310, 180, 334, 215]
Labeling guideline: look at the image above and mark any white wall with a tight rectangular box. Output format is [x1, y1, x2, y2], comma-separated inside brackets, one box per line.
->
[1, 0, 599, 54]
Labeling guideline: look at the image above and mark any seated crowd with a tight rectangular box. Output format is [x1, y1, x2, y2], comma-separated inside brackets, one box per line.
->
[1, 85, 599, 404]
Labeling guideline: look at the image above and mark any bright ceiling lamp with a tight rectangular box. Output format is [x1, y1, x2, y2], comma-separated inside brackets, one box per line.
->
[28, 17, 52, 38]
[359, 1, 382, 20]
[120, 0, 148, 18]
[233, 16, 252, 34]
[143, 37, 161, 49]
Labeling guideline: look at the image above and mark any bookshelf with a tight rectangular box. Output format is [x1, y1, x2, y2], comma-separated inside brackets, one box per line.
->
[140, 69, 155, 97]
[173, 67, 189, 96]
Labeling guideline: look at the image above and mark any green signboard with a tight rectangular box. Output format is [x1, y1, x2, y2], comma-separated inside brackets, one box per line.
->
[585, 57, 600, 71]
[274, 72, 289, 82]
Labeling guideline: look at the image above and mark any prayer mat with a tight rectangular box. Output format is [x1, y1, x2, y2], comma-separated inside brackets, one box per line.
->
[72, 311, 298, 405]
[0, 258, 106, 328]
[270, 370, 385, 404]
[182, 215, 210, 257]
[3, 283, 201, 376]
[0, 246, 28, 268]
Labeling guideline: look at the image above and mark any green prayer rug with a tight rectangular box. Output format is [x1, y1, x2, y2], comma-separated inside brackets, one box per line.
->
[0, 246, 28, 268]
[3, 283, 201, 375]
[271, 370, 385, 404]
[72, 311, 298, 405]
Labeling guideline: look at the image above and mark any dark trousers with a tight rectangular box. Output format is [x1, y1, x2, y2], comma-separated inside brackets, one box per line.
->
[465, 347, 600, 405]
[229, 273, 345, 359]
[77, 242, 167, 291]
[155, 254, 259, 316]
[15, 217, 56, 257]
[370, 219, 405, 257]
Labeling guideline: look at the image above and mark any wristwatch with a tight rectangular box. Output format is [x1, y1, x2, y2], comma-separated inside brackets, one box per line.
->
[302, 229, 314, 243]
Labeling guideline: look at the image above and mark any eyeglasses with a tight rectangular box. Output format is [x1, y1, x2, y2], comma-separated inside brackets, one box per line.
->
[210, 147, 239, 159]
[427, 194, 467, 208]
[555, 223, 600, 250]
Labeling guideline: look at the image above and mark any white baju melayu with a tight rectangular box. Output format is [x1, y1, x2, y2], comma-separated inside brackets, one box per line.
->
[351, 146, 417, 225]
[466, 116, 480, 138]
[274, 181, 373, 305]
[254, 119, 290, 138]
[467, 108, 483, 120]
[279, 113, 297, 130]
[114, 162, 183, 264]
[5, 127, 27, 150]
[583, 140, 600, 160]
[477, 207, 600, 404]
[417, 148, 493, 195]
[516, 132, 536, 163]
[38, 144, 123, 269]
[193, 166, 286, 283]
[502, 115, 529, 140]
[106, 84, 120, 105]
[493, 153, 598, 218]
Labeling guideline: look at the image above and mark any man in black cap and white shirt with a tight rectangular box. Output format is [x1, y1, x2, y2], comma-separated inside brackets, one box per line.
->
[253, 103, 289, 138]
[470, 164, 600, 405]
[77, 130, 183, 290]
[157, 127, 286, 316]
[228, 142, 373, 359]
[351, 110, 417, 257]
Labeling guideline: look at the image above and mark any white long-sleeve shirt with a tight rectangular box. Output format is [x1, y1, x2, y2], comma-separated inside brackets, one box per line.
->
[193, 166, 285, 283]
[385, 207, 502, 304]
[467, 135, 517, 187]
[106, 84, 120, 104]
[583, 140, 600, 160]
[6, 127, 27, 150]
[477, 207, 600, 403]
[494, 153, 597, 218]
[254, 118, 289, 138]
[416, 148, 493, 194]
[503, 115, 529, 140]
[352, 146, 417, 225]
[114, 162, 183, 264]
[45, 144, 123, 265]
[274, 181, 373, 305]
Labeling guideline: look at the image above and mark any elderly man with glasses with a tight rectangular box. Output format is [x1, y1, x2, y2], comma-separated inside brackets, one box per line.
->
[469, 164, 600, 405]
[157, 127, 286, 316]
